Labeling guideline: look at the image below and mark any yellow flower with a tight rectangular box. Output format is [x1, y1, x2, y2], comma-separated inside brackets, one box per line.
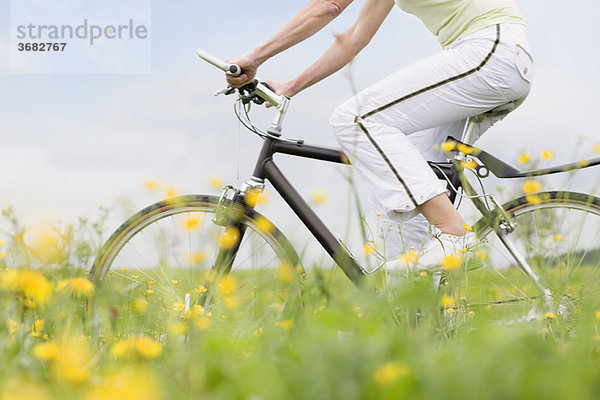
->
[146, 289, 154, 295]
[143, 180, 159, 190]
[440, 254, 462, 271]
[192, 285, 208, 295]
[245, 189, 261, 208]
[208, 176, 224, 189]
[461, 160, 478, 169]
[517, 152, 532, 164]
[133, 299, 148, 314]
[542, 312, 557, 321]
[353, 306, 364, 318]
[458, 248, 467, 254]
[447, 307, 455, 314]
[30, 319, 45, 338]
[32, 342, 59, 361]
[594, 144, 600, 154]
[134, 336, 162, 359]
[541, 149, 554, 160]
[31, 229, 61, 264]
[0, 240, 5, 247]
[276, 319, 294, 331]
[173, 301, 185, 313]
[397, 250, 419, 267]
[218, 275, 237, 295]
[183, 216, 202, 231]
[0, 252, 10, 259]
[442, 294, 455, 308]
[595, 310, 600, 321]
[522, 180, 542, 194]
[456, 143, 473, 155]
[164, 187, 177, 198]
[553, 235, 564, 242]
[122, 266, 127, 271]
[0, 269, 53, 307]
[187, 251, 206, 265]
[255, 191, 270, 205]
[194, 316, 211, 331]
[526, 195, 542, 205]
[34, 319, 44, 332]
[311, 190, 327, 204]
[193, 305, 205, 317]
[171, 280, 178, 284]
[110, 337, 162, 360]
[469, 311, 475, 317]
[373, 362, 409, 387]
[363, 243, 374, 256]
[254, 216, 274, 233]
[477, 250, 489, 261]
[464, 224, 472, 232]
[57, 277, 95, 298]
[275, 263, 294, 283]
[219, 227, 239, 249]
[419, 271, 427, 277]
[83, 368, 162, 400]
[441, 141, 456, 152]
[46, 337, 93, 385]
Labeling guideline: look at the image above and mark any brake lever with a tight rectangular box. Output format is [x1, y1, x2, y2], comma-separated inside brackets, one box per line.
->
[214, 87, 236, 97]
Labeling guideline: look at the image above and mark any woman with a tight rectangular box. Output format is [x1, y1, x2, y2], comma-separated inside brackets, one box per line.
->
[226, 0, 533, 264]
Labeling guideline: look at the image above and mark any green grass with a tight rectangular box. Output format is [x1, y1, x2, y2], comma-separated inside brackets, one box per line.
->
[2, 209, 600, 399]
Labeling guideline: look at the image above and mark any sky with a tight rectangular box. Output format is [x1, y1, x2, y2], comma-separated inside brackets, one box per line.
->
[1, 0, 599, 262]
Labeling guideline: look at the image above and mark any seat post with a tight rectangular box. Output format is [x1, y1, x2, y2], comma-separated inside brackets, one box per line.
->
[460, 116, 480, 145]
[460, 102, 516, 145]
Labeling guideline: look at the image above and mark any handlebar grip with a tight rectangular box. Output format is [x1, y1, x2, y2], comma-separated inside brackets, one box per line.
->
[228, 64, 241, 77]
[197, 48, 242, 77]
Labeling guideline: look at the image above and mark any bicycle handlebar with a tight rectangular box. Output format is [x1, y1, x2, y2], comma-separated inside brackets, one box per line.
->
[196, 48, 286, 108]
[197, 48, 291, 137]
[197, 48, 241, 77]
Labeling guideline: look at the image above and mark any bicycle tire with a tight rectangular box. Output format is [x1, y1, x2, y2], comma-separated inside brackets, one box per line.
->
[89, 194, 304, 336]
[448, 191, 600, 325]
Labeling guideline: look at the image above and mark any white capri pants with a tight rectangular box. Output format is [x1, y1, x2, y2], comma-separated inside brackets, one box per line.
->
[329, 23, 534, 259]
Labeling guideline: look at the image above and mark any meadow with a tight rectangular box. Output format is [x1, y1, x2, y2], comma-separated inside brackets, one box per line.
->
[2, 174, 600, 400]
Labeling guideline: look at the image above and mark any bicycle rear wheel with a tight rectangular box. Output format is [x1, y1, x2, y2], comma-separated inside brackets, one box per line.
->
[450, 191, 600, 325]
[89, 195, 304, 337]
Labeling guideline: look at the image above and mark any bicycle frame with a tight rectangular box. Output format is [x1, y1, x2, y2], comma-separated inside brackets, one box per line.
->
[248, 137, 366, 284]
[214, 136, 465, 286]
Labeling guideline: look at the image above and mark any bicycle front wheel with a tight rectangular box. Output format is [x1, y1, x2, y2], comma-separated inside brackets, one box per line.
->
[90, 195, 304, 336]
[452, 191, 600, 325]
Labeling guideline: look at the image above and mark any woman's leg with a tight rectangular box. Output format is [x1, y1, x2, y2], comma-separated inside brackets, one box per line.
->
[418, 194, 466, 236]
[330, 24, 533, 257]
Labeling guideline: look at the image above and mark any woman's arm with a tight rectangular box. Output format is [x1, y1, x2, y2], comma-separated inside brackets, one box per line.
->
[281, 0, 395, 97]
[227, 0, 354, 87]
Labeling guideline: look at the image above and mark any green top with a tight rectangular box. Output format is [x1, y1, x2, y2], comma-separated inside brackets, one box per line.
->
[394, 0, 524, 48]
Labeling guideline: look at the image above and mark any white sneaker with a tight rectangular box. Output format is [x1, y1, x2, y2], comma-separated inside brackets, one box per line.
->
[417, 227, 478, 270]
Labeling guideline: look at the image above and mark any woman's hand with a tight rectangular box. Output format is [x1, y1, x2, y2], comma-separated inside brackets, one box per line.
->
[225, 53, 262, 88]
[264, 80, 296, 107]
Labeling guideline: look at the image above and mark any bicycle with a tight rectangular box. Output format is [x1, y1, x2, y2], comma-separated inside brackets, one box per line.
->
[89, 49, 600, 334]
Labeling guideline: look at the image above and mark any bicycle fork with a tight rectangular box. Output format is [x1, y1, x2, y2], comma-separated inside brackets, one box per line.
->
[199, 185, 252, 307]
